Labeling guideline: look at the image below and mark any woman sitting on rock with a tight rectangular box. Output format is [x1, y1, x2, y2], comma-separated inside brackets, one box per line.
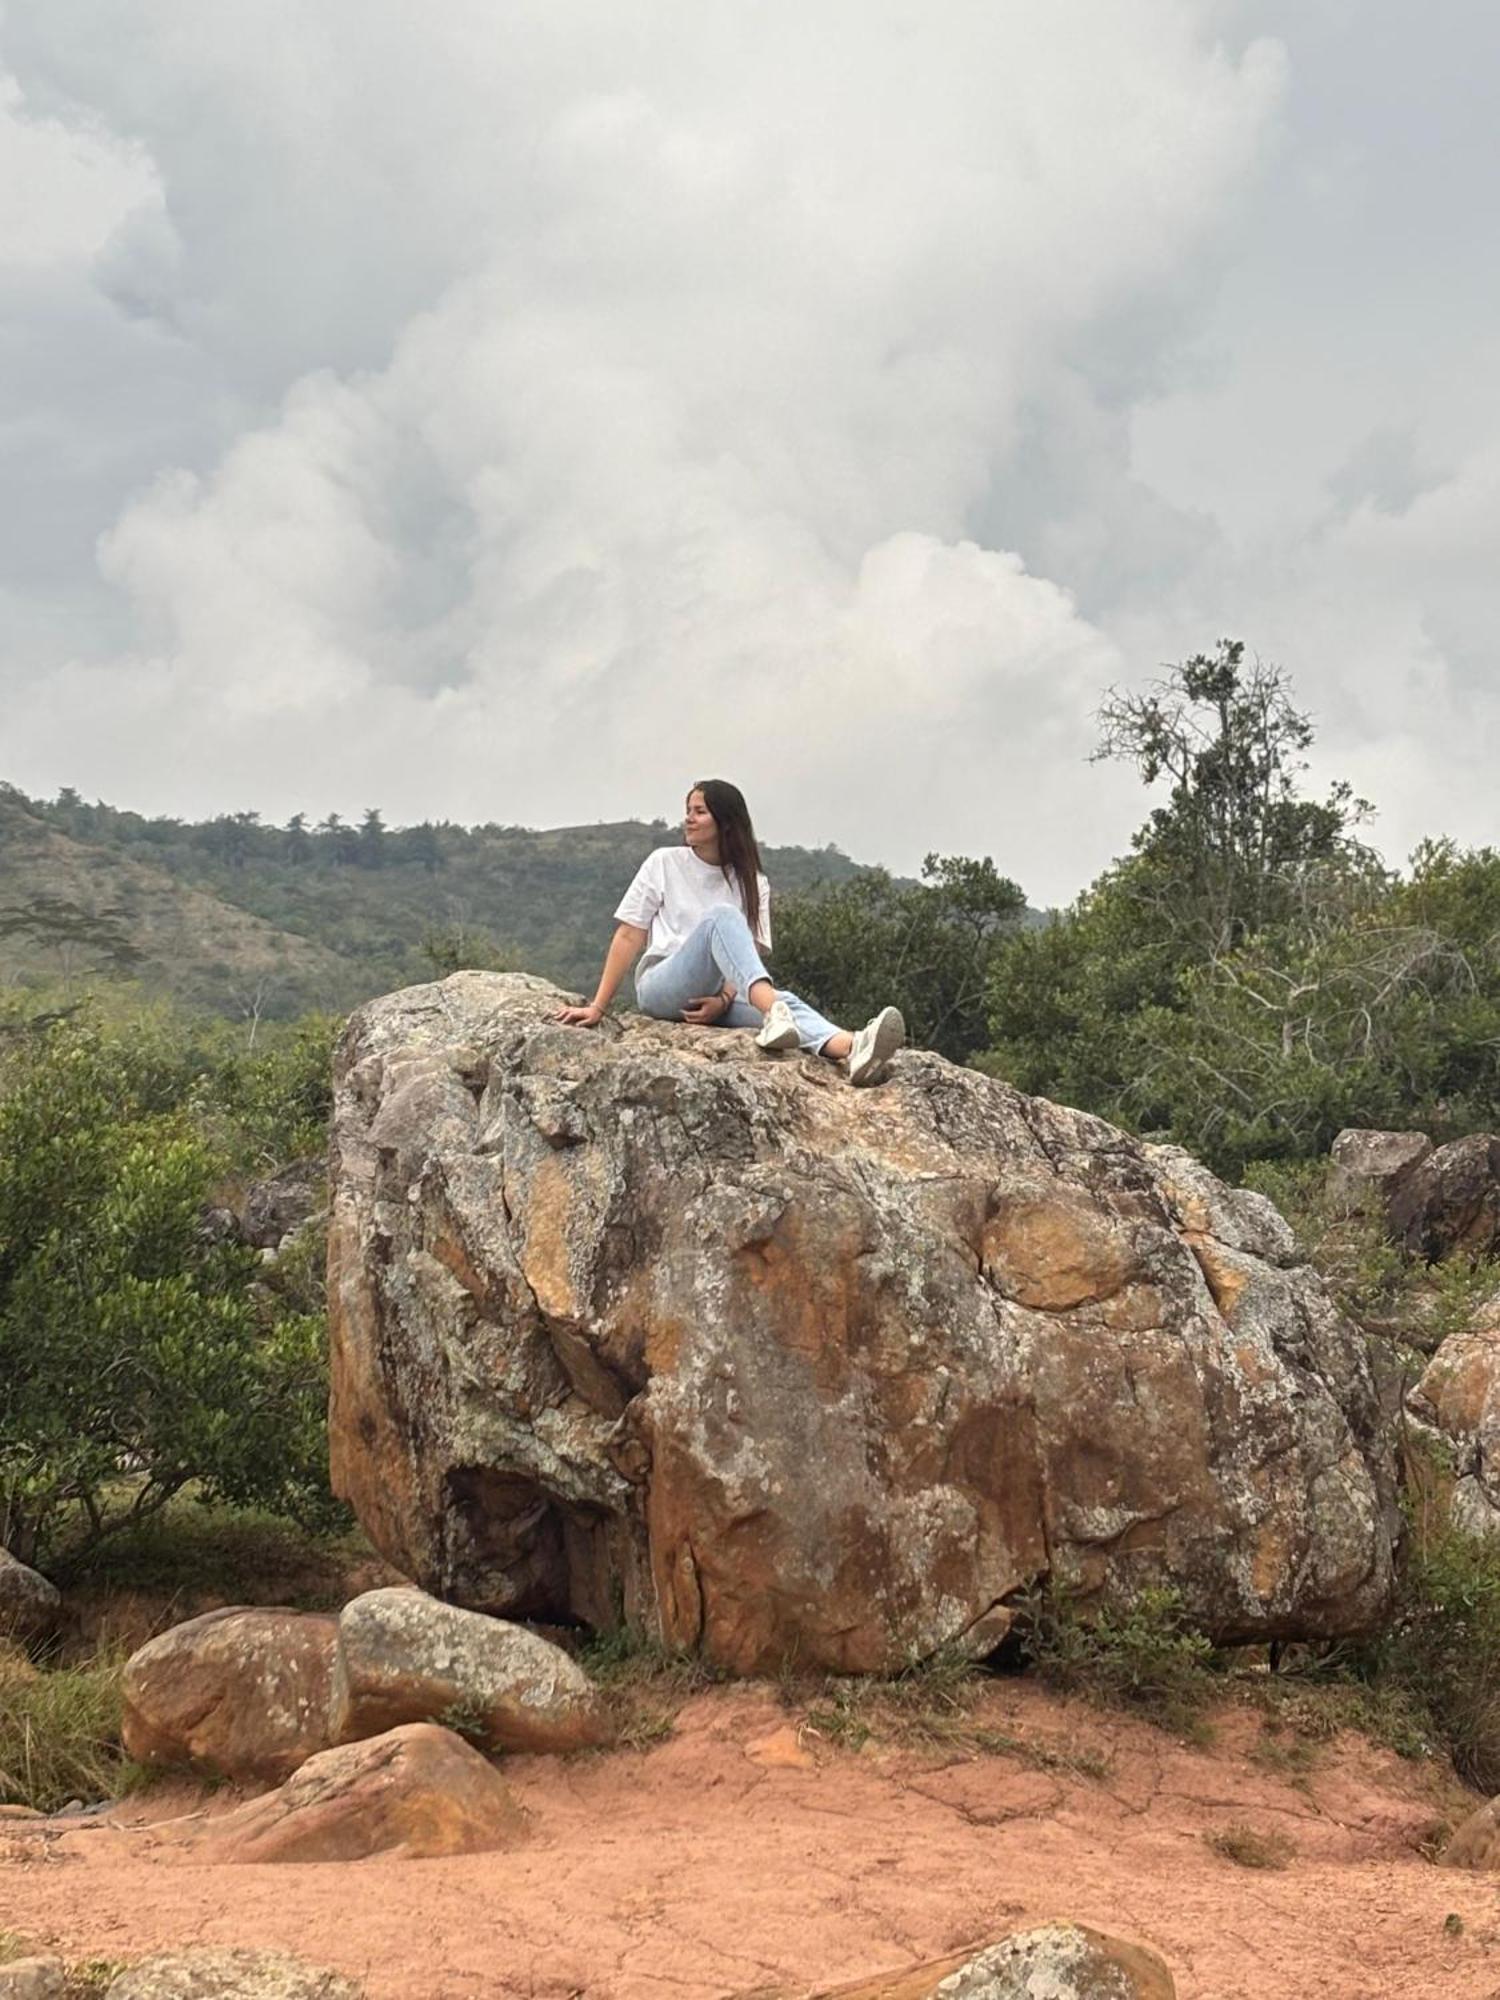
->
[555, 779, 905, 1086]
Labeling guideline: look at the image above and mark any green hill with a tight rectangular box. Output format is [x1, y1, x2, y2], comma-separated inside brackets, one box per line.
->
[0, 785, 864, 1020]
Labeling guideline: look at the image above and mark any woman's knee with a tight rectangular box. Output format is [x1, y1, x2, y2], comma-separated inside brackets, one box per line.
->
[701, 905, 754, 944]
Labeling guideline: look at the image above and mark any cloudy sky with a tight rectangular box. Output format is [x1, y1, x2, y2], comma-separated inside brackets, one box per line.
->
[2, 0, 1495, 903]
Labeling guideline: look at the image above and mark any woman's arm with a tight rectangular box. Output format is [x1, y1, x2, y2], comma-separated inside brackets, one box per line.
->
[556, 922, 649, 1026]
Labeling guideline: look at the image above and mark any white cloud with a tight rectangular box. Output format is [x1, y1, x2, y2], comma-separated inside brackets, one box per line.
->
[1, 2, 1287, 901]
[0, 65, 159, 265]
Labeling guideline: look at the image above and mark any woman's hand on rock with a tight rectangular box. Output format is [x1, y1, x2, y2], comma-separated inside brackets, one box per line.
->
[555, 1002, 605, 1027]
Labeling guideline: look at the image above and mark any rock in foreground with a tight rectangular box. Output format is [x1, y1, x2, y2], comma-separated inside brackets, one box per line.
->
[329, 972, 1398, 1674]
[121, 1608, 337, 1782]
[330, 1587, 605, 1751]
[785, 1922, 1174, 1998]
[106, 1951, 361, 1999]
[0, 1961, 66, 2000]
[199, 1723, 526, 1863]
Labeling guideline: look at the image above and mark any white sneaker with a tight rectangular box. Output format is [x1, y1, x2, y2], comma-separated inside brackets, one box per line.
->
[848, 1006, 905, 1087]
[755, 998, 801, 1052]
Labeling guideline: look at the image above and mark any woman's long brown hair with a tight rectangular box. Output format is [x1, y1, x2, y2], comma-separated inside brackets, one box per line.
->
[692, 779, 764, 940]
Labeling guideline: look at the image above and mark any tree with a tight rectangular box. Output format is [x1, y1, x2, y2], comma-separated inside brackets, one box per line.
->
[356, 807, 387, 870]
[420, 918, 515, 977]
[205, 810, 262, 871]
[318, 812, 359, 867]
[1121, 844, 1500, 1170]
[1093, 640, 1372, 955]
[283, 812, 313, 866]
[983, 643, 1392, 1156]
[774, 855, 1028, 1064]
[401, 821, 446, 874]
[0, 895, 144, 997]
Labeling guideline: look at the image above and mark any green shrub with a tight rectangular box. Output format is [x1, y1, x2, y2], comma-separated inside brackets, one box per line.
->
[0, 1016, 335, 1567]
[1240, 1158, 1499, 1352]
[203, 1012, 338, 1167]
[1359, 1512, 1500, 1792]
[1016, 1585, 1220, 1733]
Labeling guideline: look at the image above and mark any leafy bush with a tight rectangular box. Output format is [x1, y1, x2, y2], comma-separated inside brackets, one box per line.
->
[0, 1015, 335, 1568]
[203, 1012, 338, 1167]
[1359, 1508, 1500, 1792]
[1016, 1585, 1220, 1734]
[774, 855, 1028, 1064]
[1241, 1158, 1500, 1352]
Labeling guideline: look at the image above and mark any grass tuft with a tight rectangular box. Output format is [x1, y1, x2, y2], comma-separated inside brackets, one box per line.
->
[1205, 1821, 1295, 1869]
[578, 1627, 724, 1751]
[0, 1647, 126, 1813]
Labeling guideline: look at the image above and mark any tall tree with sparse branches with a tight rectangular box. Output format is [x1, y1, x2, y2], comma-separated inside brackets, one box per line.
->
[1093, 639, 1373, 955]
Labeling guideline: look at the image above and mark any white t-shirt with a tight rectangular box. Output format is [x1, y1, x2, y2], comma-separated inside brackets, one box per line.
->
[614, 845, 772, 970]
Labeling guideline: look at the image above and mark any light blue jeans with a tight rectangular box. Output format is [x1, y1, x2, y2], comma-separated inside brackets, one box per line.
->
[635, 908, 841, 1052]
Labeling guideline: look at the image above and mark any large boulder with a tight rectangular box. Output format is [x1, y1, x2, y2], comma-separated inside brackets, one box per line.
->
[0, 1550, 61, 1647]
[1388, 1133, 1500, 1261]
[1327, 1128, 1432, 1211]
[329, 1586, 606, 1752]
[199, 1723, 527, 1863]
[328, 972, 1398, 1675]
[1406, 1314, 1500, 1538]
[121, 1607, 338, 1782]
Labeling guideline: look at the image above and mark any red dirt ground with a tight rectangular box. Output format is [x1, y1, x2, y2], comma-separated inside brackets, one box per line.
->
[3, 1683, 1498, 1999]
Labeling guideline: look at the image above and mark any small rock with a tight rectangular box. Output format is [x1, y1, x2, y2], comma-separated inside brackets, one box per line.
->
[1407, 1323, 1500, 1539]
[195, 1205, 240, 1246]
[105, 1949, 362, 1999]
[330, 1587, 606, 1753]
[745, 1724, 817, 1770]
[1388, 1133, 1500, 1262]
[0, 1549, 61, 1647]
[0, 1959, 67, 2000]
[240, 1159, 323, 1250]
[1441, 1795, 1500, 1870]
[1328, 1128, 1432, 1211]
[200, 1722, 527, 1863]
[934, 1924, 1173, 1999]
[122, 1606, 337, 1782]
[807, 1923, 1175, 1999]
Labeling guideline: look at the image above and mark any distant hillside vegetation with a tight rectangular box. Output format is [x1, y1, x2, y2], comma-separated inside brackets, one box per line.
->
[0, 784, 863, 1020]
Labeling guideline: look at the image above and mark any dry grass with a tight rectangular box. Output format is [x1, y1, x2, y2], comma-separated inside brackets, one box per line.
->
[580, 1631, 725, 1751]
[796, 1652, 1115, 1780]
[0, 1646, 127, 1813]
[1204, 1821, 1295, 1869]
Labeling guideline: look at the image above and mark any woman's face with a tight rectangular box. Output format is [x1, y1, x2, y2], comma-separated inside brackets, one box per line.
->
[683, 789, 718, 852]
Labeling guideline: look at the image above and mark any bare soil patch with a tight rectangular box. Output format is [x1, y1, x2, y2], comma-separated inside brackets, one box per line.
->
[1, 1683, 1494, 2000]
